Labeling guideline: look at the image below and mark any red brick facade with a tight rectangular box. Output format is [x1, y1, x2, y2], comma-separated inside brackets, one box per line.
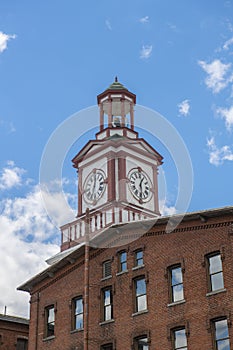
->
[0, 314, 29, 349]
[19, 207, 233, 350]
[18, 81, 233, 349]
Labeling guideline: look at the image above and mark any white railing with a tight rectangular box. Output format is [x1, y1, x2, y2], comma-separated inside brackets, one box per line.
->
[61, 208, 150, 245]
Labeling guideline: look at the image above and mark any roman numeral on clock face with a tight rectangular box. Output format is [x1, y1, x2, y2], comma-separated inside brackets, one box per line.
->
[84, 170, 106, 204]
[128, 169, 152, 202]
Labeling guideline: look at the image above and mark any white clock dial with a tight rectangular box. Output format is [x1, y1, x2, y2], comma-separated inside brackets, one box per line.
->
[83, 169, 106, 204]
[128, 169, 152, 203]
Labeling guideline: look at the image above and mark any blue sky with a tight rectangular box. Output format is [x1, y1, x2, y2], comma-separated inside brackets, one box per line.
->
[0, 0, 233, 317]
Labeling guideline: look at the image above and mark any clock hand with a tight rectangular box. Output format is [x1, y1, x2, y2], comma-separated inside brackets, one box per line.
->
[139, 178, 143, 198]
[92, 175, 97, 198]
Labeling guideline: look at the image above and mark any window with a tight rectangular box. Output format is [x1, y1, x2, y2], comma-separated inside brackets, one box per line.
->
[213, 319, 230, 350]
[45, 305, 55, 337]
[72, 297, 83, 330]
[103, 260, 112, 278]
[135, 250, 144, 267]
[170, 265, 184, 302]
[101, 343, 113, 350]
[134, 277, 147, 312]
[207, 253, 224, 292]
[134, 336, 149, 350]
[16, 338, 28, 350]
[102, 287, 113, 321]
[118, 251, 127, 272]
[173, 328, 188, 350]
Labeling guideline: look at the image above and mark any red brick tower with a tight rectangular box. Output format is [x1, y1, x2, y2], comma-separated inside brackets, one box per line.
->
[61, 79, 163, 251]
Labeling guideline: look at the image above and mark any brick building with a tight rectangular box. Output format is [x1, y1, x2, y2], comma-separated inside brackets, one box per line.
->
[0, 314, 29, 349]
[19, 80, 233, 350]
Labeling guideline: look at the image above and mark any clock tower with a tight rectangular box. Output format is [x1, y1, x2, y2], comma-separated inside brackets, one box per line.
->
[61, 78, 163, 251]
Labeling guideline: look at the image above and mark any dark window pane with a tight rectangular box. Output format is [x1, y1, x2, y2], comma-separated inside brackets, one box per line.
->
[103, 260, 111, 278]
[46, 306, 55, 337]
[47, 324, 54, 337]
[16, 339, 28, 350]
[138, 337, 148, 350]
[101, 344, 113, 350]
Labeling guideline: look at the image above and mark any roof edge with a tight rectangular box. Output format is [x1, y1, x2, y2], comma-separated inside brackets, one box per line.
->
[18, 206, 233, 293]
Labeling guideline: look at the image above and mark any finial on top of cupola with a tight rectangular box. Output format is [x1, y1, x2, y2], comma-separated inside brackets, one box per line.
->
[115, 76, 118, 82]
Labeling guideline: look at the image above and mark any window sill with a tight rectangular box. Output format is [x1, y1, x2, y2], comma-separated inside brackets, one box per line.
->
[132, 264, 145, 271]
[99, 319, 115, 326]
[70, 328, 84, 334]
[43, 335, 55, 342]
[206, 288, 226, 297]
[167, 299, 186, 307]
[116, 270, 128, 276]
[132, 309, 148, 317]
[101, 275, 112, 281]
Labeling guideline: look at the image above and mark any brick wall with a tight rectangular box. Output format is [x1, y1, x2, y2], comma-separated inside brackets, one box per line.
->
[27, 213, 233, 349]
[0, 316, 29, 349]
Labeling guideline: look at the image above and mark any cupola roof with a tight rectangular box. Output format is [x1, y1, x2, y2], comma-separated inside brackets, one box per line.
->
[107, 76, 128, 90]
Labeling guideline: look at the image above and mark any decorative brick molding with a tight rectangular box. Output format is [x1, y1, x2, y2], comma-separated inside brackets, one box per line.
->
[167, 320, 190, 341]
[228, 223, 233, 236]
[206, 310, 232, 332]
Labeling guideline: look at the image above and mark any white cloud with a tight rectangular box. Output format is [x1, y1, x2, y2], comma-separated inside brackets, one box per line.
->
[105, 19, 112, 31]
[0, 31, 16, 53]
[198, 59, 233, 93]
[41, 188, 76, 227]
[216, 105, 233, 131]
[207, 136, 233, 166]
[0, 161, 25, 190]
[223, 36, 233, 50]
[139, 16, 149, 24]
[140, 45, 152, 59]
[0, 161, 79, 317]
[159, 199, 177, 216]
[0, 184, 60, 318]
[178, 99, 190, 117]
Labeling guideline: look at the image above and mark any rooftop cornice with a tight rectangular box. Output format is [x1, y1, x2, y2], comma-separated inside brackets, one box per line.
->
[0, 314, 29, 325]
[18, 206, 233, 293]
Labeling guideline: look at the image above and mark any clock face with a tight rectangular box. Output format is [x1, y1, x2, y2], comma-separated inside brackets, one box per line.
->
[128, 169, 152, 203]
[83, 169, 106, 204]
